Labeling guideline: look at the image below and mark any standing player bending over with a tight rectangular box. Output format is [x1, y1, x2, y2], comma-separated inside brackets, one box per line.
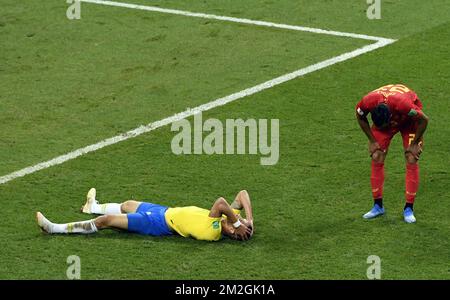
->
[356, 84, 429, 223]
[37, 189, 254, 241]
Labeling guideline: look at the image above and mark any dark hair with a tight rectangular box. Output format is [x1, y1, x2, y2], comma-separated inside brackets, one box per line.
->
[371, 104, 391, 128]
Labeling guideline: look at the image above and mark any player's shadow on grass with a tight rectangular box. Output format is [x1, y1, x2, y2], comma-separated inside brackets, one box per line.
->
[297, 211, 448, 249]
[48, 228, 248, 245]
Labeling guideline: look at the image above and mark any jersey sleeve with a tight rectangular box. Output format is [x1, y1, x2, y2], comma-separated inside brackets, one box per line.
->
[355, 99, 367, 116]
[356, 94, 378, 117]
[221, 209, 241, 220]
[396, 98, 424, 120]
[407, 107, 424, 120]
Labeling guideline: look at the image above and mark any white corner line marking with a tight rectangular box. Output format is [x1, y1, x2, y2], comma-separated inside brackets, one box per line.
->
[80, 0, 395, 43]
[0, 4, 397, 185]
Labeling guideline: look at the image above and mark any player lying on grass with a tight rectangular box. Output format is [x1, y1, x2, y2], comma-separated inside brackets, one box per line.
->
[36, 189, 254, 241]
[356, 84, 429, 223]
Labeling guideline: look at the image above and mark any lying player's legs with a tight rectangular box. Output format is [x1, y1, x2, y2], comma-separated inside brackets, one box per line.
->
[36, 212, 128, 234]
[120, 200, 142, 213]
[37, 208, 172, 236]
[95, 200, 160, 214]
[95, 214, 128, 230]
[81, 188, 141, 215]
[85, 199, 141, 215]
[126, 203, 173, 236]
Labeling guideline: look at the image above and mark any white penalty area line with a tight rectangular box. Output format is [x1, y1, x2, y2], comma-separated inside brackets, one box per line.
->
[80, 0, 394, 43]
[0, 2, 397, 185]
[0, 40, 394, 185]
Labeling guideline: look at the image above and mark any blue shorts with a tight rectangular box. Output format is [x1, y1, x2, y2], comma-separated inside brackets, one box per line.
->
[127, 202, 173, 236]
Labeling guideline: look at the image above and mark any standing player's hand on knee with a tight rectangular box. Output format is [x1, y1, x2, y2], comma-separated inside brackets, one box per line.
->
[369, 141, 382, 156]
[406, 143, 422, 160]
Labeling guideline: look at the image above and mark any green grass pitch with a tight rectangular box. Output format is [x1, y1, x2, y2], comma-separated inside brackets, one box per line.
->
[1, 0, 449, 279]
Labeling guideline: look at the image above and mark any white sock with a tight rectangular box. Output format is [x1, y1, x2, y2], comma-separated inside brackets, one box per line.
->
[90, 203, 122, 215]
[51, 220, 98, 234]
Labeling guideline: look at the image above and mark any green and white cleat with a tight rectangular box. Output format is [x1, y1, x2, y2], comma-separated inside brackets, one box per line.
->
[81, 188, 98, 214]
[36, 212, 53, 234]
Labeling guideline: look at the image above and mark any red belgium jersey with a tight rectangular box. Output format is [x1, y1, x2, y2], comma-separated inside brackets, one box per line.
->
[355, 84, 424, 127]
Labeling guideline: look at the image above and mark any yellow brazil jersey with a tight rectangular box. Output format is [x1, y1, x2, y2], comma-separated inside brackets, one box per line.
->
[164, 206, 241, 241]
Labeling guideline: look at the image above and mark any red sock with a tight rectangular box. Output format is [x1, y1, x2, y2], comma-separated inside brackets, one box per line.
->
[406, 163, 419, 203]
[371, 161, 385, 199]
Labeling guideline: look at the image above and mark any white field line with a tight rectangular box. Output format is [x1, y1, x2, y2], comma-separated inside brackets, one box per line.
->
[80, 0, 394, 43]
[0, 3, 397, 185]
[0, 40, 395, 185]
